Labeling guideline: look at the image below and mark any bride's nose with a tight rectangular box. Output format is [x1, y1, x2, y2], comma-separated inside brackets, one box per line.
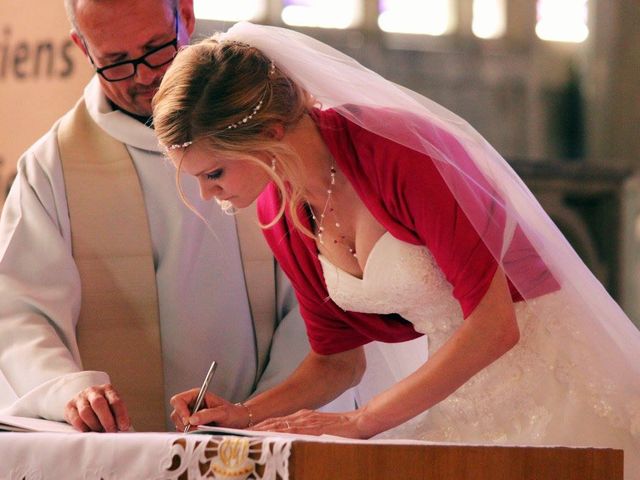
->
[198, 178, 222, 201]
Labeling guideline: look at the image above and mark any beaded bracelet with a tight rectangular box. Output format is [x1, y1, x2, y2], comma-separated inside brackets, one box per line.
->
[235, 402, 254, 428]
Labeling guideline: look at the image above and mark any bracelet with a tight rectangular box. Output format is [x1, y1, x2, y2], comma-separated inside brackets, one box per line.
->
[235, 402, 254, 428]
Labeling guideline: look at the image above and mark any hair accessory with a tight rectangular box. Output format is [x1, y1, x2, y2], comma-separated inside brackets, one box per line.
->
[167, 141, 193, 150]
[226, 99, 263, 130]
[224, 62, 275, 131]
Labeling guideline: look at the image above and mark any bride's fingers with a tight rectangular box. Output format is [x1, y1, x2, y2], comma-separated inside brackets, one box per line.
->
[252, 416, 294, 432]
[170, 388, 203, 421]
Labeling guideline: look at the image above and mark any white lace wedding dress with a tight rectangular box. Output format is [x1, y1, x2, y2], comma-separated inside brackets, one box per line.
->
[319, 232, 639, 478]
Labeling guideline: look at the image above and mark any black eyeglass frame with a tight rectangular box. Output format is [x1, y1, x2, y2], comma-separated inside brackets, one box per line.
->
[81, 8, 179, 82]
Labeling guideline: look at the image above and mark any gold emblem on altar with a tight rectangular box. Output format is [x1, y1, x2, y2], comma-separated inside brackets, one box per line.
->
[209, 437, 256, 480]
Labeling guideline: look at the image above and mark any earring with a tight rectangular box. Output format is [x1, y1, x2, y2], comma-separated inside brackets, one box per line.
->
[271, 157, 277, 171]
[217, 199, 238, 216]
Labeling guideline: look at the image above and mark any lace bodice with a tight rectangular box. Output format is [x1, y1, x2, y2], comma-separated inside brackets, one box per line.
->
[319, 232, 463, 349]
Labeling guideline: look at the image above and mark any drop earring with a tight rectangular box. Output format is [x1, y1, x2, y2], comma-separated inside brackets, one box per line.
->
[217, 199, 238, 216]
[271, 157, 277, 171]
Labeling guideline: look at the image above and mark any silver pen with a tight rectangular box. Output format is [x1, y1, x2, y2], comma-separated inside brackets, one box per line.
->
[184, 360, 217, 433]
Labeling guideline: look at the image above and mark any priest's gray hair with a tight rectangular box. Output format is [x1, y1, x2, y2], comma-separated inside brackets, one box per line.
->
[64, 0, 179, 33]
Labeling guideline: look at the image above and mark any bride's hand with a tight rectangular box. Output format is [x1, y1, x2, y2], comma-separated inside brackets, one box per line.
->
[170, 389, 250, 431]
[251, 409, 368, 439]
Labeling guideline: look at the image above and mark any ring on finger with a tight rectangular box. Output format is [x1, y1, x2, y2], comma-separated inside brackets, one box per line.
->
[285, 420, 291, 429]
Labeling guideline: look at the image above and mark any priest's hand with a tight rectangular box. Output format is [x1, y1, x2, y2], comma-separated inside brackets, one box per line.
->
[64, 383, 130, 433]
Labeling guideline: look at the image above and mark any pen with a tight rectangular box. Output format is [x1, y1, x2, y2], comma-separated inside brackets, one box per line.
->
[184, 360, 217, 433]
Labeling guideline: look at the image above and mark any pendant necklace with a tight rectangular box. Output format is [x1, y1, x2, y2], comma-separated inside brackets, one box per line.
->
[308, 161, 357, 258]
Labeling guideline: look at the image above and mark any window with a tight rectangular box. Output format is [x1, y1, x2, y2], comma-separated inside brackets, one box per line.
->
[472, 0, 506, 39]
[281, 0, 363, 29]
[536, 0, 589, 43]
[378, 0, 455, 36]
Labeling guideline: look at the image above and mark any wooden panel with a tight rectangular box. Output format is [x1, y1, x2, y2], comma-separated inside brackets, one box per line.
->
[289, 442, 624, 480]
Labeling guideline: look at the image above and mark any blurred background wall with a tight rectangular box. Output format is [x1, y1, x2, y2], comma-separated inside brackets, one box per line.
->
[1, 0, 639, 326]
[0, 0, 92, 197]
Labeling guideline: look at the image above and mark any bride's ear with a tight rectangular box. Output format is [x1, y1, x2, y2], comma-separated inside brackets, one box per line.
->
[264, 123, 286, 140]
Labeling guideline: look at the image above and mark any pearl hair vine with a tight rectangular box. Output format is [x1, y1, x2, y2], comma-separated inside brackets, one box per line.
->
[226, 99, 263, 130]
[164, 62, 277, 151]
[225, 62, 276, 130]
[167, 141, 193, 151]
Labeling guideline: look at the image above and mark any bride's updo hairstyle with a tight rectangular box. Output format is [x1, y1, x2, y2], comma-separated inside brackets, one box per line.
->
[153, 35, 316, 233]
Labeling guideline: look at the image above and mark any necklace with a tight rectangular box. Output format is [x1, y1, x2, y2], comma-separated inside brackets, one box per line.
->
[308, 161, 357, 258]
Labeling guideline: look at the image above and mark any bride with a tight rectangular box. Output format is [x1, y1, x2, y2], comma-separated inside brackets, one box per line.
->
[152, 23, 640, 478]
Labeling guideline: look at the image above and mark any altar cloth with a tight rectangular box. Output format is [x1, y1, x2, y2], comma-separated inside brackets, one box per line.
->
[0, 431, 292, 480]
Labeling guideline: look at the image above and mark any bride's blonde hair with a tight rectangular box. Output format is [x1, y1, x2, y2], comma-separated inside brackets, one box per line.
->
[153, 35, 317, 235]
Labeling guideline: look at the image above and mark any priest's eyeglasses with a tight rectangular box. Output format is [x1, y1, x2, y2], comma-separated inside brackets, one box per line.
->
[81, 9, 179, 82]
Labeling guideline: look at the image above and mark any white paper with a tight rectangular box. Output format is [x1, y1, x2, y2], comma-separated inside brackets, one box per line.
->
[193, 425, 320, 440]
[0, 414, 76, 433]
[193, 425, 445, 445]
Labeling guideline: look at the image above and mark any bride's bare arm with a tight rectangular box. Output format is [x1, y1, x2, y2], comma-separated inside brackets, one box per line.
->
[247, 346, 365, 418]
[254, 268, 518, 438]
[170, 346, 365, 431]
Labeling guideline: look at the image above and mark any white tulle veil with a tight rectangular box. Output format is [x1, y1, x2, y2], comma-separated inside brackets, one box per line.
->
[220, 23, 640, 414]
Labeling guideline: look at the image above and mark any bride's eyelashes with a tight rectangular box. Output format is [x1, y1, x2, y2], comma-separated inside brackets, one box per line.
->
[205, 168, 224, 181]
